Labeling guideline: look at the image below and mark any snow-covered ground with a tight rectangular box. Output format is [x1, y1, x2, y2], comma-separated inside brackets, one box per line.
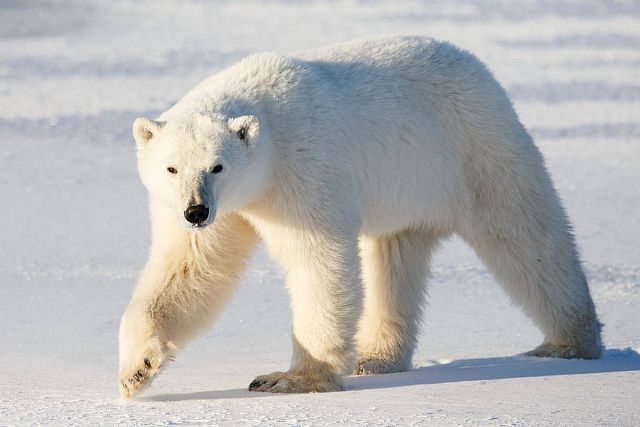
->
[1, 1, 639, 425]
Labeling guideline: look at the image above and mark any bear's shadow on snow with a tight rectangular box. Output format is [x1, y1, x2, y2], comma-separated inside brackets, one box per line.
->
[144, 349, 640, 401]
[346, 348, 640, 392]
[144, 387, 273, 402]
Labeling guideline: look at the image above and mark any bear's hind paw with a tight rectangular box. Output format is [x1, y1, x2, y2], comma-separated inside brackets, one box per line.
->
[353, 353, 408, 375]
[523, 342, 602, 360]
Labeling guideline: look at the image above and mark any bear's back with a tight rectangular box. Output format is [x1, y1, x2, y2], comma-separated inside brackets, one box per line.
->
[163, 36, 492, 123]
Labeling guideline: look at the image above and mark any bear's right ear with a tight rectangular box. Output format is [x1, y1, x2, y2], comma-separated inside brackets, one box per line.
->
[133, 118, 164, 147]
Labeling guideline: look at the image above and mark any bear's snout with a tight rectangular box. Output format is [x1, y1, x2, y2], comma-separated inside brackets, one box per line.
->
[184, 205, 209, 225]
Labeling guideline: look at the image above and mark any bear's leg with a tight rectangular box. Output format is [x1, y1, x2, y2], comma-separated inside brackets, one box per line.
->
[461, 194, 602, 359]
[354, 229, 443, 375]
[118, 213, 258, 398]
[248, 227, 362, 393]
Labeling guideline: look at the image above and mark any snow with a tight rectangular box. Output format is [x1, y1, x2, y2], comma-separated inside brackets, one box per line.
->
[1, 0, 639, 425]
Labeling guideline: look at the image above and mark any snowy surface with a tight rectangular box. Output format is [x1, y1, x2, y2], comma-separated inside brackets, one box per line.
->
[1, 1, 639, 425]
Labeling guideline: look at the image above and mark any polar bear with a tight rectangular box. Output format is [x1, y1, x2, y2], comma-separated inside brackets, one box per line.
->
[118, 36, 602, 398]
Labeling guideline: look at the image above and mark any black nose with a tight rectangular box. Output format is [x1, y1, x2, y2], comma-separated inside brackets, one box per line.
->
[184, 205, 209, 224]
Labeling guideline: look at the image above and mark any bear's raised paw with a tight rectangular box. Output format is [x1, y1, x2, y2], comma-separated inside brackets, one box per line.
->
[118, 337, 176, 399]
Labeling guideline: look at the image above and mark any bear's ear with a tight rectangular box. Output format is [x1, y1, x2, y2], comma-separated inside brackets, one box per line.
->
[228, 115, 259, 144]
[133, 118, 164, 147]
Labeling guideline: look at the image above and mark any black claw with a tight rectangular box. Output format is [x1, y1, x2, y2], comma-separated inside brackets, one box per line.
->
[144, 358, 152, 368]
[249, 379, 266, 390]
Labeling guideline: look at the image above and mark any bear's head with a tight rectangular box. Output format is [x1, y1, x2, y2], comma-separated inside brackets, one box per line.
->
[133, 113, 268, 229]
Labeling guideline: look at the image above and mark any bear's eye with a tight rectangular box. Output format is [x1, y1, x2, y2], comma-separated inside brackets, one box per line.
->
[167, 167, 177, 174]
[237, 127, 247, 141]
[211, 164, 223, 174]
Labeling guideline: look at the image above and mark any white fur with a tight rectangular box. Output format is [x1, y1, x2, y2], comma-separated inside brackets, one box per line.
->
[119, 36, 602, 398]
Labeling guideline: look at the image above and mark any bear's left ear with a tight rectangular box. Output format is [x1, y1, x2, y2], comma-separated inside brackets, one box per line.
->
[133, 118, 165, 148]
[228, 115, 259, 144]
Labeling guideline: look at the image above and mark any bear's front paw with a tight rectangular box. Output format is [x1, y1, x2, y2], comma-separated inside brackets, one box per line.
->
[118, 337, 176, 399]
[248, 371, 342, 393]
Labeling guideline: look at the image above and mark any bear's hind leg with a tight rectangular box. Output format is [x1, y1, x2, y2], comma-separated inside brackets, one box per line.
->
[461, 185, 602, 359]
[354, 229, 444, 375]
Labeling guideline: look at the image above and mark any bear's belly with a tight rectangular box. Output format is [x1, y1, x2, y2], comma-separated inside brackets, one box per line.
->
[354, 141, 463, 237]
[357, 176, 460, 237]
